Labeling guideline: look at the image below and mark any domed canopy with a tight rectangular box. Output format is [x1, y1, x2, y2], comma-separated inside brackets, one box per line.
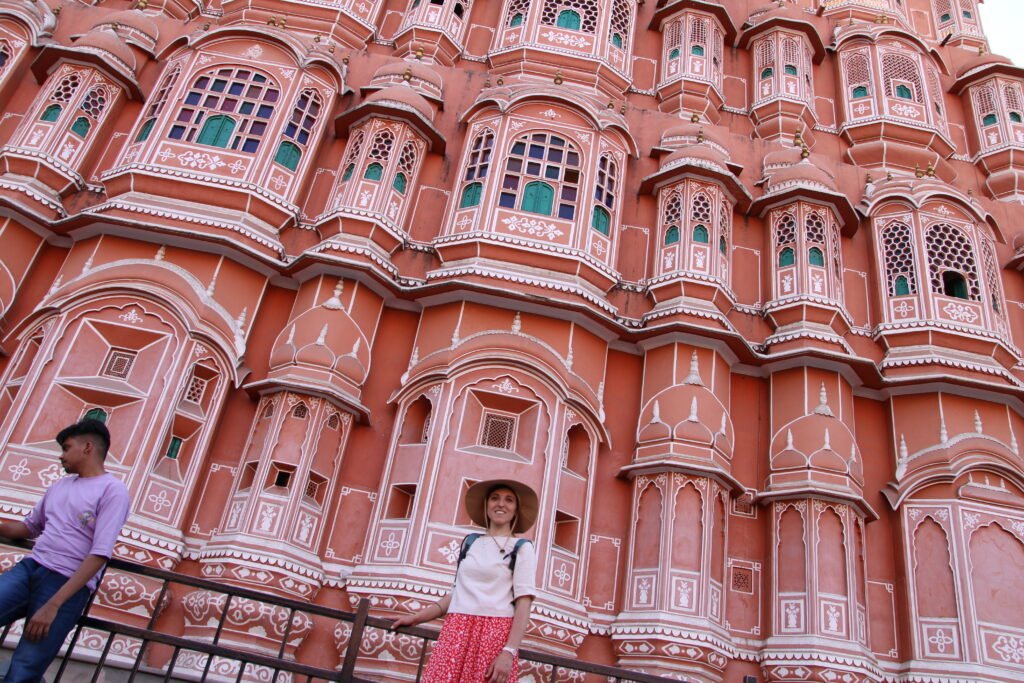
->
[366, 60, 444, 103]
[952, 48, 1024, 93]
[32, 26, 143, 98]
[91, 10, 159, 55]
[641, 131, 750, 208]
[738, 1, 827, 63]
[334, 85, 446, 153]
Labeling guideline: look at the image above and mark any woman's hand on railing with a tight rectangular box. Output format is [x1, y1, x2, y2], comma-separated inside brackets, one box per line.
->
[390, 612, 420, 629]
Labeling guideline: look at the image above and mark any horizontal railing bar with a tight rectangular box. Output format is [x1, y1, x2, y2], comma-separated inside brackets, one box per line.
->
[77, 616, 374, 683]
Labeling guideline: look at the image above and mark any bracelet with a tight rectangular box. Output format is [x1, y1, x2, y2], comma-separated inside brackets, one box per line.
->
[502, 645, 518, 657]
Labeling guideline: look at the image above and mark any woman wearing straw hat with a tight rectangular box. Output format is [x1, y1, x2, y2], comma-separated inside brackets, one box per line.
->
[393, 479, 539, 683]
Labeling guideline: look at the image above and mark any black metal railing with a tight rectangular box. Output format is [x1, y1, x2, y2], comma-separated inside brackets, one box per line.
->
[0, 546, 675, 683]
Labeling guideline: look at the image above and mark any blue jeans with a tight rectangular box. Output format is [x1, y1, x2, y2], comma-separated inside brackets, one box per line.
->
[0, 558, 91, 683]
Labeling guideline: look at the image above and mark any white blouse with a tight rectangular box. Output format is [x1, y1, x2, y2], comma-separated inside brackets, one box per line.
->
[448, 535, 537, 618]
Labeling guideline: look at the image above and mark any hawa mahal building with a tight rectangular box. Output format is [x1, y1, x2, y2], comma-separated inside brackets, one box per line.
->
[1, 0, 1024, 681]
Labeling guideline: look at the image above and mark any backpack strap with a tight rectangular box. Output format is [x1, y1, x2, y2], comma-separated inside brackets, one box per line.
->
[507, 539, 530, 572]
[456, 533, 482, 569]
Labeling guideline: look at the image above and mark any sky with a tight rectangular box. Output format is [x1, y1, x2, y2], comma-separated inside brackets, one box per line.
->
[979, 2, 1024, 66]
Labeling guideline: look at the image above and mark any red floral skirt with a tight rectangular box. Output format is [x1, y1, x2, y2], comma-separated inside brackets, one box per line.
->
[422, 612, 519, 683]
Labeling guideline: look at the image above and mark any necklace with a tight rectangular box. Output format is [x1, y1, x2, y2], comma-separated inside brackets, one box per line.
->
[489, 533, 512, 554]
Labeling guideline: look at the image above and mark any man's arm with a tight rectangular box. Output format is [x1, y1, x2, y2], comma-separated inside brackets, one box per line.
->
[0, 520, 34, 541]
[24, 554, 107, 642]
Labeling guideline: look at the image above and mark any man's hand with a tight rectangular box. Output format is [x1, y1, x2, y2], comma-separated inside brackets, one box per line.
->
[24, 602, 58, 641]
[485, 651, 514, 683]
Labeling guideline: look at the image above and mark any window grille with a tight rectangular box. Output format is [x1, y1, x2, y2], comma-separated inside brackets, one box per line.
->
[665, 19, 682, 51]
[882, 53, 923, 103]
[782, 38, 800, 71]
[277, 88, 321, 169]
[882, 221, 918, 296]
[137, 65, 180, 142]
[262, 403, 275, 419]
[505, 0, 529, 27]
[340, 131, 366, 183]
[844, 52, 871, 95]
[973, 85, 997, 124]
[719, 201, 731, 244]
[481, 413, 515, 450]
[170, 67, 279, 153]
[464, 130, 495, 182]
[691, 193, 712, 223]
[185, 375, 207, 403]
[101, 349, 136, 379]
[397, 141, 418, 186]
[50, 73, 80, 103]
[327, 413, 341, 430]
[775, 213, 797, 248]
[935, 0, 953, 24]
[610, 0, 632, 48]
[292, 402, 309, 419]
[731, 566, 754, 593]
[805, 212, 826, 245]
[756, 39, 774, 72]
[926, 223, 980, 300]
[1004, 83, 1024, 113]
[541, 0, 598, 33]
[663, 191, 682, 245]
[926, 67, 944, 119]
[981, 238, 1004, 314]
[689, 16, 707, 48]
[595, 154, 617, 211]
[368, 130, 395, 161]
[499, 132, 581, 220]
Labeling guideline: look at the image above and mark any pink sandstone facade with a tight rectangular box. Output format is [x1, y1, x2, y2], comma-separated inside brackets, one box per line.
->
[1, 0, 1024, 681]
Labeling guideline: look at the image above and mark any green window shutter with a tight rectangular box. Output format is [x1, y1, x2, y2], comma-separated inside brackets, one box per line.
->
[84, 408, 108, 423]
[895, 84, 913, 100]
[166, 436, 183, 460]
[556, 10, 581, 30]
[460, 182, 482, 208]
[510, 13, 524, 27]
[274, 141, 301, 171]
[940, 12, 951, 22]
[70, 117, 91, 137]
[692, 224, 709, 243]
[761, 68, 774, 79]
[982, 113, 998, 126]
[521, 181, 554, 215]
[808, 247, 825, 266]
[393, 172, 408, 194]
[691, 45, 705, 56]
[665, 226, 680, 245]
[136, 118, 156, 143]
[40, 104, 62, 122]
[669, 48, 680, 60]
[894, 275, 910, 296]
[592, 207, 610, 235]
[719, 236, 727, 254]
[852, 86, 869, 99]
[784, 64, 798, 76]
[778, 247, 795, 267]
[1010, 112, 1023, 123]
[611, 33, 623, 48]
[197, 115, 236, 148]
[342, 163, 355, 181]
[364, 162, 384, 181]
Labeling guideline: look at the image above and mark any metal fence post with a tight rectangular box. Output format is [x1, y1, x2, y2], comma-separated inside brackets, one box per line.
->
[338, 598, 369, 682]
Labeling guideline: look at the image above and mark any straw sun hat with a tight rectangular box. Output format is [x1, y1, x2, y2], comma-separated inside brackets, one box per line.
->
[464, 479, 539, 534]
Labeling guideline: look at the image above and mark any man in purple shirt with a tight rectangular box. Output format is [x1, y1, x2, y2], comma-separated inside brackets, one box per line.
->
[0, 419, 130, 683]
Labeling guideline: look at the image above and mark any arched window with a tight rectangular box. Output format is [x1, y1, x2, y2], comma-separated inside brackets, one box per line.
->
[499, 132, 581, 220]
[692, 225, 709, 243]
[393, 172, 408, 193]
[852, 85, 869, 99]
[595, 154, 617, 211]
[506, 0, 529, 27]
[454, 2, 465, 18]
[669, 47, 680, 60]
[364, 162, 384, 181]
[556, 10, 581, 30]
[808, 247, 825, 266]
[366, 130, 395, 179]
[882, 53, 923, 103]
[277, 88, 321, 171]
[460, 181, 483, 208]
[691, 45, 705, 56]
[510, 13, 524, 27]
[171, 67, 278, 153]
[665, 225, 680, 245]
[71, 117, 91, 137]
[342, 164, 355, 181]
[274, 141, 301, 171]
[761, 68, 774, 79]
[339, 130, 366, 184]
[84, 408, 108, 423]
[610, 0, 632, 51]
[882, 221, 918, 296]
[611, 33, 623, 48]
[522, 181, 554, 215]
[197, 115, 236, 148]
[719, 235, 727, 254]
[1012, 112, 1023, 123]
[779, 247, 795, 267]
[136, 65, 180, 143]
[40, 104, 62, 122]
[926, 223, 980, 300]
[844, 52, 871, 102]
[592, 206, 610, 235]
[982, 113, 998, 126]
[784, 64, 798, 76]
[942, 271, 968, 299]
